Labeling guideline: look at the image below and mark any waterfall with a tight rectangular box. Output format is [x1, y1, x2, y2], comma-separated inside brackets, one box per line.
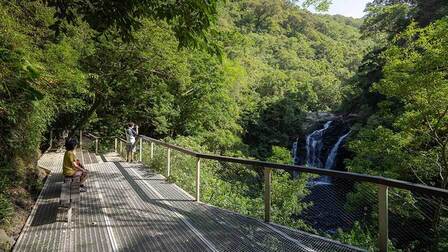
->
[324, 131, 351, 170]
[292, 140, 300, 178]
[318, 130, 351, 184]
[306, 121, 332, 168]
[292, 139, 299, 165]
[302, 120, 351, 186]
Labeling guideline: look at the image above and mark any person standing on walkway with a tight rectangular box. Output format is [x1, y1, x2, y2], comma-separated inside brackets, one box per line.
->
[63, 139, 88, 192]
[125, 122, 138, 162]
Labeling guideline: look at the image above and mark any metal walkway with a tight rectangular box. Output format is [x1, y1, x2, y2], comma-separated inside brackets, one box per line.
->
[14, 150, 364, 252]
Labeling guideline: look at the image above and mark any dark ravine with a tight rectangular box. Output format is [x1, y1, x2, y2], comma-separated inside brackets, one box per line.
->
[293, 115, 357, 233]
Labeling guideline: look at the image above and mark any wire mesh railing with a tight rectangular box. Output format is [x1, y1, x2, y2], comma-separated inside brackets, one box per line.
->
[387, 189, 448, 251]
[111, 135, 448, 252]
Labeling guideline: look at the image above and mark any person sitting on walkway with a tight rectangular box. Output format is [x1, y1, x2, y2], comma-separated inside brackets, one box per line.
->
[125, 122, 138, 162]
[63, 139, 88, 192]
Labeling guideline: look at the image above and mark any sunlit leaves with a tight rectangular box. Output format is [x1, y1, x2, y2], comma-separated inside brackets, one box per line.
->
[297, 0, 332, 11]
[46, 0, 221, 48]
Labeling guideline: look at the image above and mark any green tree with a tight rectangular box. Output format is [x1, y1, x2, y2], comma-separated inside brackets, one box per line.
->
[46, 0, 220, 47]
[77, 20, 190, 137]
[0, 1, 88, 186]
[347, 18, 448, 251]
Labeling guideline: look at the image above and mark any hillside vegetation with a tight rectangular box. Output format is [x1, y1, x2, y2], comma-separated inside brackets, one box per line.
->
[0, 0, 367, 194]
[1, 0, 447, 251]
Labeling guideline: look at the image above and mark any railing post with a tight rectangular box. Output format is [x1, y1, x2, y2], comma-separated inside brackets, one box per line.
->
[139, 138, 142, 162]
[378, 185, 389, 252]
[264, 167, 272, 223]
[120, 141, 123, 156]
[196, 158, 201, 202]
[114, 138, 118, 152]
[95, 138, 99, 154]
[150, 142, 154, 159]
[49, 130, 53, 149]
[79, 130, 83, 147]
[167, 148, 171, 177]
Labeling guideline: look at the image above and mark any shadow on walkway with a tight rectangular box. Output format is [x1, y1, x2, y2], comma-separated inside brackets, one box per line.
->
[114, 161, 194, 205]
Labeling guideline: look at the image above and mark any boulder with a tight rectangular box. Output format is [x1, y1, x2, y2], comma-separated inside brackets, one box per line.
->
[0, 229, 14, 252]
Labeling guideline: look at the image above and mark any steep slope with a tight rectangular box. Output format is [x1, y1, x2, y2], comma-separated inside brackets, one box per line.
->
[214, 0, 371, 158]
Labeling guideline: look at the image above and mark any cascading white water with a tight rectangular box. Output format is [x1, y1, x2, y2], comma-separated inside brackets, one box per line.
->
[292, 140, 299, 165]
[319, 130, 352, 184]
[299, 121, 353, 232]
[306, 121, 332, 168]
[324, 130, 351, 170]
[302, 120, 352, 186]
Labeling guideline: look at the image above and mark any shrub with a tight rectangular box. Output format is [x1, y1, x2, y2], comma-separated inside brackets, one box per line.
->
[0, 194, 13, 225]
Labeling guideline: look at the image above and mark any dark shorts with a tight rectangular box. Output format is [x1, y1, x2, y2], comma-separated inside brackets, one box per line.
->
[127, 144, 136, 152]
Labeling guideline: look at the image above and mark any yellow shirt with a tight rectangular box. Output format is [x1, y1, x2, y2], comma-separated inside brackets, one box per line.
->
[63, 150, 77, 176]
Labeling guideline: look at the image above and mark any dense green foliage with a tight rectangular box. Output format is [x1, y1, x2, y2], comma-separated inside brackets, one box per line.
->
[219, 0, 370, 158]
[0, 0, 364, 229]
[0, 0, 370, 240]
[342, 1, 448, 250]
[46, 0, 220, 47]
[2, 0, 447, 250]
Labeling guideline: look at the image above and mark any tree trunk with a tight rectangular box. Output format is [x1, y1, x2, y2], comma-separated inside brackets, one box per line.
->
[68, 95, 102, 139]
[430, 142, 448, 251]
[430, 184, 446, 251]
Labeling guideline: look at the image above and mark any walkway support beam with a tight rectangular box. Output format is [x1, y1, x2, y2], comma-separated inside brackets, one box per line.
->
[196, 158, 201, 202]
[264, 167, 272, 223]
[378, 185, 389, 252]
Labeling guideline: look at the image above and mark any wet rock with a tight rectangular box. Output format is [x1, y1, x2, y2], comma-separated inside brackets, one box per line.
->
[302, 112, 336, 132]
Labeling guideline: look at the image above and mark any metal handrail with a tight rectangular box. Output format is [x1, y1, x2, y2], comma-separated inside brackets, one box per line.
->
[117, 134, 448, 252]
[80, 131, 100, 154]
[140, 136, 199, 156]
[85, 133, 100, 139]
[140, 135, 448, 198]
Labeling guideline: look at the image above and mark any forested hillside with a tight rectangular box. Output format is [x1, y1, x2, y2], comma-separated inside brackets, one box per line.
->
[0, 0, 368, 191]
[1, 0, 447, 251]
[219, 1, 371, 158]
[0, 0, 368, 247]
[342, 1, 448, 250]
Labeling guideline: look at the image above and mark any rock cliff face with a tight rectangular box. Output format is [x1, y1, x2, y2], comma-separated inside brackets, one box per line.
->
[302, 112, 335, 131]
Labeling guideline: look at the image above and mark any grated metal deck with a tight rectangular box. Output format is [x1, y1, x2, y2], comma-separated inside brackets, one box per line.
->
[14, 150, 365, 252]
